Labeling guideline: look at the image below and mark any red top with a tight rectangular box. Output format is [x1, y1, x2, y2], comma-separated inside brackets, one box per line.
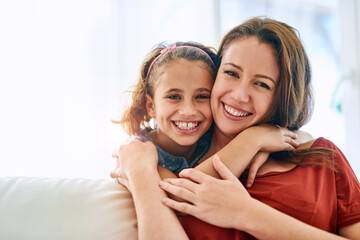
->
[179, 138, 360, 239]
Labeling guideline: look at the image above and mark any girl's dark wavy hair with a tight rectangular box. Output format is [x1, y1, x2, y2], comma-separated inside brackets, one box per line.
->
[115, 41, 217, 136]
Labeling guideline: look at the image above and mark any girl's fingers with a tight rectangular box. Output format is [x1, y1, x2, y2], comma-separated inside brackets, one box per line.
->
[247, 152, 269, 188]
[212, 154, 238, 181]
[247, 160, 262, 188]
[284, 129, 298, 139]
[110, 171, 117, 178]
[159, 179, 195, 202]
[162, 197, 196, 215]
[246, 167, 256, 188]
[286, 136, 299, 147]
[288, 145, 296, 151]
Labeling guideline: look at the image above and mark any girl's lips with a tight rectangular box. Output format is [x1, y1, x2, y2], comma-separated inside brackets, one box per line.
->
[171, 121, 202, 134]
[222, 102, 252, 120]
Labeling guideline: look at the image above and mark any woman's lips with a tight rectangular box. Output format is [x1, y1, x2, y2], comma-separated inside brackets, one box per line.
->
[222, 103, 252, 119]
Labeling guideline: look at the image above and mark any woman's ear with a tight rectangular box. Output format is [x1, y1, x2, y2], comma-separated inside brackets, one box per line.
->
[145, 94, 156, 118]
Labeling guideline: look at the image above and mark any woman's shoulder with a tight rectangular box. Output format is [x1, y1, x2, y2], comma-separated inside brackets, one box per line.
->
[297, 137, 337, 150]
[294, 130, 314, 144]
[310, 137, 339, 149]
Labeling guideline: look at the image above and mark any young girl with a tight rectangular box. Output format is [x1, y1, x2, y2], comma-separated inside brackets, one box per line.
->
[115, 41, 217, 174]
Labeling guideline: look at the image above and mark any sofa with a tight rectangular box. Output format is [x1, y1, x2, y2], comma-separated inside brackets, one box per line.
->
[0, 177, 138, 240]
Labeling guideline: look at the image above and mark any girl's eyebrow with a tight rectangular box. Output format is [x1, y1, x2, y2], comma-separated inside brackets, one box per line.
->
[165, 88, 211, 94]
[165, 88, 182, 94]
[198, 88, 211, 92]
[224, 62, 276, 84]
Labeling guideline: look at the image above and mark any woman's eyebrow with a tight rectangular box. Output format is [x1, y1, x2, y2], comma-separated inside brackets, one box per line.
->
[224, 62, 243, 71]
[224, 62, 276, 84]
[254, 74, 276, 84]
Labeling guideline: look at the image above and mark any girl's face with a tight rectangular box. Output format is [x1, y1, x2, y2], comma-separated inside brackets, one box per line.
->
[211, 37, 279, 138]
[147, 59, 213, 147]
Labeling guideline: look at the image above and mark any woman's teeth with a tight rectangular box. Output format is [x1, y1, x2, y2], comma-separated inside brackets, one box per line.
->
[224, 104, 250, 117]
[174, 121, 199, 130]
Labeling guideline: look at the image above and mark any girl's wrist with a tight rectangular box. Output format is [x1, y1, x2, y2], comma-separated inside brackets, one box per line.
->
[128, 168, 160, 191]
[130, 166, 157, 178]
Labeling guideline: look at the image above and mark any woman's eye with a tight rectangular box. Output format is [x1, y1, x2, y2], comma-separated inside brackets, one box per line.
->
[195, 94, 210, 99]
[255, 82, 270, 90]
[224, 70, 238, 77]
[167, 95, 180, 100]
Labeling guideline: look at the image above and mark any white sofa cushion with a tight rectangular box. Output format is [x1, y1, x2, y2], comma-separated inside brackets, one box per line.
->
[0, 177, 137, 240]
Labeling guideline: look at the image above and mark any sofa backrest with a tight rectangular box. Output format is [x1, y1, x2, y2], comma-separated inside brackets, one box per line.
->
[0, 177, 137, 240]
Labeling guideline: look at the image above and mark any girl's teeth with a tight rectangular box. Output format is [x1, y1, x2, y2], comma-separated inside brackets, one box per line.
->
[224, 104, 249, 117]
[175, 122, 199, 130]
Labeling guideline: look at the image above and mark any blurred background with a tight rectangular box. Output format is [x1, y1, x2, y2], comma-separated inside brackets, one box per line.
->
[0, 0, 359, 179]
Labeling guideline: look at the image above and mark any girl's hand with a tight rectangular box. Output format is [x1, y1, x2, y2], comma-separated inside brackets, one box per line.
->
[244, 124, 299, 152]
[244, 128, 313, 188]
[235, 124, 298, 188]
[246, 151, 270, 188]
[110, 139, 158, 191]
[159, 155, 253, 229]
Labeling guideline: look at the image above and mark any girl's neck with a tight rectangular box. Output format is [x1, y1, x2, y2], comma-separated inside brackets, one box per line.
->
[149, 130, 197, 162]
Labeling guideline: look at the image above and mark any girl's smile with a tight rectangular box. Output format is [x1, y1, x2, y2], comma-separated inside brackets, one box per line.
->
[146, 59, 214, 152]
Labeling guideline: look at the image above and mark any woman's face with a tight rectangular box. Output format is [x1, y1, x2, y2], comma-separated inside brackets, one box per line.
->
[211, 37, 280, 138]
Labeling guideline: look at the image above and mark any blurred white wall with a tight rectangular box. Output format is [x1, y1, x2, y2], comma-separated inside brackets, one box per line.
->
[0, 0, 217, 178]
[339, 0, 360, 177]
[0, 0, 358, 179]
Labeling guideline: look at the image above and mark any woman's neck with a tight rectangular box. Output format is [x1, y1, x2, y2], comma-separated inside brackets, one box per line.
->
[149, 130, 197, 162]
[207, 126, 236, 155]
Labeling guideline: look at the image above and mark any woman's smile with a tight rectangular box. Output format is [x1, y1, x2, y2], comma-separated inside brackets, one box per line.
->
[211, 37, 279, 136]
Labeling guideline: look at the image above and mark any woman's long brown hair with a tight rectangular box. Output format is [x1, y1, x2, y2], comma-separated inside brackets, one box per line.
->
[218, 17, 336, 167]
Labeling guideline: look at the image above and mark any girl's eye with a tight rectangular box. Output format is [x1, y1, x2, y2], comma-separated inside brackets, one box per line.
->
[195, 94, 210, 99]
[255, 82, 270, 90]
[224, 70, 238, 78]
[167, 95, 180, 100]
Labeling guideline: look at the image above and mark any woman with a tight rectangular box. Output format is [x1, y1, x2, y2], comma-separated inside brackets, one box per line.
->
[113, 17, 360, 239]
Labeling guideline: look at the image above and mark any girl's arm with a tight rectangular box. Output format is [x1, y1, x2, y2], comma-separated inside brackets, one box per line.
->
[160, 155, 355, 240]
[113, 140, 188, 240]
[157, 124, 305, 186]
[195, 124, 300, 180]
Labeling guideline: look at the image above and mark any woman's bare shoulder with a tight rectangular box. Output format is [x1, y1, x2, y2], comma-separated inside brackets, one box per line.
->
[294, 130, 313, 144]
[294, 130, 316, 149]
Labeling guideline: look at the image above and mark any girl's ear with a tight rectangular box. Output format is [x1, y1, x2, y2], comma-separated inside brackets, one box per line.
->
[145, 94, 156, 118]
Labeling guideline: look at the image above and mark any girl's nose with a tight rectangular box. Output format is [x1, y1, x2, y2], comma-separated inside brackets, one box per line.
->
[179, 101, 197, 116]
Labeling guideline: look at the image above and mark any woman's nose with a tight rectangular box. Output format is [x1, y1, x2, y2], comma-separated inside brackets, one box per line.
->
[231, 82, 250, 102]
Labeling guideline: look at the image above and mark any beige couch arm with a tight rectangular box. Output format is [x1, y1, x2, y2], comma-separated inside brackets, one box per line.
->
[0, 177, 137, 240]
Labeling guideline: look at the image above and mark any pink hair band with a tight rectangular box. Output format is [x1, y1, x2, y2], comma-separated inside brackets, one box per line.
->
[145, 43, 216, 81]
